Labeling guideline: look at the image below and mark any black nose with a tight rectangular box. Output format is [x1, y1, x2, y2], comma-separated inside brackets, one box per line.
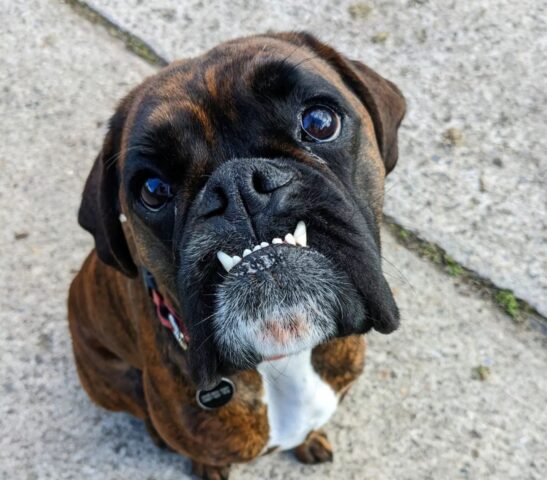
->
[199, 158, 295, 221]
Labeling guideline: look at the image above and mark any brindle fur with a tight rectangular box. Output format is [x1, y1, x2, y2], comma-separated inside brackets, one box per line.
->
[68, 31, 405, 478]
[69, 251, 364, 468]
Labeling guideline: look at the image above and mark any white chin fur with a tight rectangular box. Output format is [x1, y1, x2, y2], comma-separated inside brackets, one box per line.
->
[213, 302, 335, 364]
[213, 244, 348, 366]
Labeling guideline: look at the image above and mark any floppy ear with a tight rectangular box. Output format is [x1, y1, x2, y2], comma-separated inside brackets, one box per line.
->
[78, 98, 138, 277]
[345, 60, 406, 174]
[268, 32, 406, 174]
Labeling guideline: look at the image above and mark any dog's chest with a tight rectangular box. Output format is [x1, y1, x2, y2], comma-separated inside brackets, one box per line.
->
[256, 349, 338, 450]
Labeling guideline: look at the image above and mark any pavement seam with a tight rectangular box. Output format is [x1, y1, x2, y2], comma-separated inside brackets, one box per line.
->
[384, 217, 547, 331]
[62, 0, 167, 67]
[63, 0, 547, 331]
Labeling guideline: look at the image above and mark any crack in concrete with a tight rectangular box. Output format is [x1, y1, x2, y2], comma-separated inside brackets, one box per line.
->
[63, 0, 167, 67]
[384, 216, 547, 330]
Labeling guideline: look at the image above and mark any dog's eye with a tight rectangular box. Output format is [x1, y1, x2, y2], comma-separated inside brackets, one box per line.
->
[300, 106, 341, 142]
[140, 178, 173, 211]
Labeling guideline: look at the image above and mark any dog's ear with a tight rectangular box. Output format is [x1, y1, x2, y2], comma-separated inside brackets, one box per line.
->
[268, 31, 406, 174]
[345, 59, 406, 174]
[78, 95, 138, 277]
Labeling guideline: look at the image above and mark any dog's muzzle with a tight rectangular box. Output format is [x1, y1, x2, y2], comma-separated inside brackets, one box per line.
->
[179, 157, 394, 386]
[214, 241, 361, 363]
[185, 159, 360, 363]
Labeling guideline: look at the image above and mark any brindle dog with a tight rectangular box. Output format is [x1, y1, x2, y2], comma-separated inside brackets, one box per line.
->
[68, 32, 405, 479]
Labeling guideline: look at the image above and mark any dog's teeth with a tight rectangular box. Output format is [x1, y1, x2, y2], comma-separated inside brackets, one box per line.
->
[294, 221, 307, 247]
[243, 248, 252, 257]
[272, 238, 283, 244]
[260, 242, 269, 248]
[253, 245, 262, 252]
[285, 233, 296, 246]
[232, 255, 242, 267]
[217, 251, 234, 272]
[119, 213, 127, 223]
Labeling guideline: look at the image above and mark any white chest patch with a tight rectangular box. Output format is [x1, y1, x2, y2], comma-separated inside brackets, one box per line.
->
[257, 349, 338, 450]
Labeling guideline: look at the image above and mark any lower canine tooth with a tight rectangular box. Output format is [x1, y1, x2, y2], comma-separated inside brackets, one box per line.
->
[285, 233, 296, 245]
[294, 221, 307, 247]
[217, 251, 234, 272]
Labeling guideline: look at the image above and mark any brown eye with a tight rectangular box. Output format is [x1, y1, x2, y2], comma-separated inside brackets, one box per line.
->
[140, 178, 173, 211]
[300, 106, 341, 142]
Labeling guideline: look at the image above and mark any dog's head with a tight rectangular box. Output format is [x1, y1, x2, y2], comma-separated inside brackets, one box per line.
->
[78, 32, 406, 387]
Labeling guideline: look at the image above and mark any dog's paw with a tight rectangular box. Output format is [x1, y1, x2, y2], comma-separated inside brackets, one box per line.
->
[294, 430, 334, 464]
[191, 461, 231, 480]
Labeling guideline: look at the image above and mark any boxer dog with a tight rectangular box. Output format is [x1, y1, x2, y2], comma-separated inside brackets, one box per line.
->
[68, 31, 405, 479]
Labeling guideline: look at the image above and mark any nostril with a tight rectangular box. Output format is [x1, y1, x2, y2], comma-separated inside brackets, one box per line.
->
[201, 185, 228, 218]
[252, 168, 293, 194]
[252, 170, 270, 194]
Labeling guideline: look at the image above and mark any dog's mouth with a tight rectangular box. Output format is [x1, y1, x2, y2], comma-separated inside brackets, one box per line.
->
[210, 221, 363, 368]
[215, 220, 308, 276]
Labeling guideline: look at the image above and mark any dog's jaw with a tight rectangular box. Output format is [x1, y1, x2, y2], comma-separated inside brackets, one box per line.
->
[213, 241, 363, 366]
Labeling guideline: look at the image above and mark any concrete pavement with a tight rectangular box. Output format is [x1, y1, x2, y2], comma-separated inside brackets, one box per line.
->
[0, 1, 545, 479]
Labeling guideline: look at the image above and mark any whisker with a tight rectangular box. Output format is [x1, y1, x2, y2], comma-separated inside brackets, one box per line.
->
[103, 144, 150, 170]
[195, 330, 217, 353]
[192, 311, 217, 327]
[381, 254, 415, 292]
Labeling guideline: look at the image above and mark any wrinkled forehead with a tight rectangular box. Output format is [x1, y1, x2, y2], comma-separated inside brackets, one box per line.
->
[121, 37, 356, 147]
[148, 36, 341, 105]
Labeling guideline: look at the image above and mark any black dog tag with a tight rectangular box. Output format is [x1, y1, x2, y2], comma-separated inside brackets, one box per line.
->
[196, 378, 235, 410]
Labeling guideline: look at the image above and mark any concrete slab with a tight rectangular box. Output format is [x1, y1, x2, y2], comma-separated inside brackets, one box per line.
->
[0, 1, 545, 480]
[83, 0, 547, 316]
